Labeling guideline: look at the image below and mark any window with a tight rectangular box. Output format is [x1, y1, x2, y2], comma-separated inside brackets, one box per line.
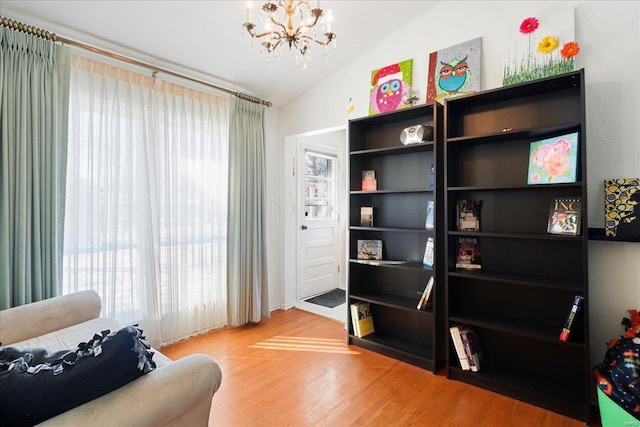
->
[63, 56, 229, 345]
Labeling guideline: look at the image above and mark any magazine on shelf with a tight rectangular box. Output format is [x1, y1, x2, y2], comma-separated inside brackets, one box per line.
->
[456, 199, 482, 231]
[425, 200, 435, 230]
[422, 237, 434, 268]
[428, 164, 435, 187]
[357, 239, 383, 260]
[362, 170, 377, 191]
[547, 197, 581, 235]
[456, 237, 481, 270]
[360, 206, 374, 227]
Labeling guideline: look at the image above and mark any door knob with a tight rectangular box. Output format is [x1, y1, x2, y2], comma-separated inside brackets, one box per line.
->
[301, 225, 308, 230]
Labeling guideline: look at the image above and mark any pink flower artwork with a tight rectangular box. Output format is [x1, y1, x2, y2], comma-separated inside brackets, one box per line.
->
[527, 132, 579, 185]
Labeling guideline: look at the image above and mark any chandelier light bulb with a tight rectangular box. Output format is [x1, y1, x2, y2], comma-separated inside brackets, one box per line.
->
[325, 9, 333, 33]
[246, 2, 253, 22]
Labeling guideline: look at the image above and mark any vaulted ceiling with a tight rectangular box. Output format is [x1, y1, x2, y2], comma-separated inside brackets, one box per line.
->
[2, 1, 438, 106]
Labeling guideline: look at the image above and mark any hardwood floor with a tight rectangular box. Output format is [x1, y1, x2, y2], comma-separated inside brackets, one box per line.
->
[161, 308, 600, 427]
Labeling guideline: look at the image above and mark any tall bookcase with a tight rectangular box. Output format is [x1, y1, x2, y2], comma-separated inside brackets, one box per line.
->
[443, 70, 590, 422]
[347, 103, 444, 372]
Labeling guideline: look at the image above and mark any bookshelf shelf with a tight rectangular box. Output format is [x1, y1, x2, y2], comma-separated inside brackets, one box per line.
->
[351, 226, 432, 233]
[448, 230, 585, 241]
[350, 291, 434, 312]
[350, 189, 434, 195]
[347, 103, 444, 373]
[443, 70, 590, 423]
[350, 141, 434, 157]
[449, 364, 586, 421]
[449, 310, 586, 347]
[448, 269, 584, 292]
[350, 333, 434, 369]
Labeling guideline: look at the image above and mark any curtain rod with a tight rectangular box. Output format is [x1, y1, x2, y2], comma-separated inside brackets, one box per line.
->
[0, 16, 273, 107]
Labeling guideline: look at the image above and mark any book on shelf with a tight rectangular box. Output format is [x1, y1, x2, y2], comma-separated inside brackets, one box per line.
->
[357, 239, 383, 260]
[559, 295, 584, 342]
[459, 326, 482, 372]
[360, 206, 374, 227]
[449, 325, 471, 371]
[527, 132, 579, 185]
[428, 163, 435, 188]
[456, 237, 481, 270]
[362, 170, 377, 191]
[422, 237, 434, 268]
[417, 276, 434, 310]
[350, 301, 375, 338]
[456, 199, 482, 231]
[425, 200, 434, 230]
[547, 197, 582, 235]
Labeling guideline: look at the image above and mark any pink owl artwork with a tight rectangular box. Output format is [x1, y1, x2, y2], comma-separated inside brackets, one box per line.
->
[369, 59, 413, 115]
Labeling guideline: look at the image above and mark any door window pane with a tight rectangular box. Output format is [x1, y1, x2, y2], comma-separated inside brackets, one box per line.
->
[304, 152, 336, 219]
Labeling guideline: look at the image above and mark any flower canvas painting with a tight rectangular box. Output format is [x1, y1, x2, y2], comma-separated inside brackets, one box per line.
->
[369, 59, 413, 116]
[503, 8, 579, 86]
[527, 132, 579, 185]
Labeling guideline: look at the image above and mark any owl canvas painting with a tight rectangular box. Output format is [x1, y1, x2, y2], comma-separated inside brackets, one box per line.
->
[427, 38, 482, 104]
[369, 59, 413, 116]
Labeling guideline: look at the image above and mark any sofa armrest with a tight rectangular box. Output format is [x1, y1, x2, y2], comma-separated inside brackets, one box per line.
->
[0, 290, 102, 345]
[39, 354, 222, 427]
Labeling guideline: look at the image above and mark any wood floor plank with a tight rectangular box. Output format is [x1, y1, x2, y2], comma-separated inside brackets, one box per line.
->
[161, 308, 600, 426]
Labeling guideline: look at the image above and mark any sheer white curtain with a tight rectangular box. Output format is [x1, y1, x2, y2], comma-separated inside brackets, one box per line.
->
[63, 56, 228, 346]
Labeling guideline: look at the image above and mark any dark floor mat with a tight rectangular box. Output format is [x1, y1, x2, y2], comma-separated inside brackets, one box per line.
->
[304, 288, 345, 308]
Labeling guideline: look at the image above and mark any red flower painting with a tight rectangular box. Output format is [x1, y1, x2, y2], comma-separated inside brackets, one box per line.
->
[519, 17, 539, 34]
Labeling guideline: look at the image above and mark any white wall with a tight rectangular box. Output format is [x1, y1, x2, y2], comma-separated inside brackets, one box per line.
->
[272, 1, 640, 368]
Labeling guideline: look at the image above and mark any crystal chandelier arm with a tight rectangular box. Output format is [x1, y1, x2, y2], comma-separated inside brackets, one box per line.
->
[292, 8, 322, 39]
[244, 23, 280, 40]
[269, 15, 289, 35]
[299, 32, 335, 46]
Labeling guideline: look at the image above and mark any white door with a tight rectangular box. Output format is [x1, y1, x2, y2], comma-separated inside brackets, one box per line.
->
[297, 147, 340, 300]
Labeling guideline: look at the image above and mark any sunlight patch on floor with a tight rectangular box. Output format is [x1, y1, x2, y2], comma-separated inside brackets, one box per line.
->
[249, 336, 360, 355]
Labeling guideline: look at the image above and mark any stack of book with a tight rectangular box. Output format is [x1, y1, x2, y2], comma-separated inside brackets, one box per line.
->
[350, 302, 375, 338]
[450, 324, 482, 372]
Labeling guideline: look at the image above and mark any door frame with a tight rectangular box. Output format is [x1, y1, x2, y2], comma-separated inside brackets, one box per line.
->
[296, 144, 340, 301]
[283, 126, 348, 315]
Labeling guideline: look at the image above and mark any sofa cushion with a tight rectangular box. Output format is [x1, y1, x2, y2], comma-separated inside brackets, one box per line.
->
[9, 317, 173, 368]
[0, 326, 156, 426]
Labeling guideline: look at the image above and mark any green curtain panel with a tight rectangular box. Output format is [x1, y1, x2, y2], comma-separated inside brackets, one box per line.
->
[227, 97, 269, 326]
[0, 25, 71, 309]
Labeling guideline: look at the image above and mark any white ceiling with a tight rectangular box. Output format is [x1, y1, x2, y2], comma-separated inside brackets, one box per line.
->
[2, 1, 439, 107]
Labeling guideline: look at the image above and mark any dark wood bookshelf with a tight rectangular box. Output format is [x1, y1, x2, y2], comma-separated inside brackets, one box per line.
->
[443, 70, 590, 423]
[347, 103, 444, 374]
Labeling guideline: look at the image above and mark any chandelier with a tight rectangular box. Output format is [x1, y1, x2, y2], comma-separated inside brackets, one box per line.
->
[242, 1, 336, 68]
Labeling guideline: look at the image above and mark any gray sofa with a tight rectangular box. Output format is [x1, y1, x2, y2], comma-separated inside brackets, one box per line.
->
[0, 290, 222, 426]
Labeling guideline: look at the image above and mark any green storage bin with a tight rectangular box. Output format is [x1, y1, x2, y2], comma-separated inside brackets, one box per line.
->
[596, 387, 639, 427]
